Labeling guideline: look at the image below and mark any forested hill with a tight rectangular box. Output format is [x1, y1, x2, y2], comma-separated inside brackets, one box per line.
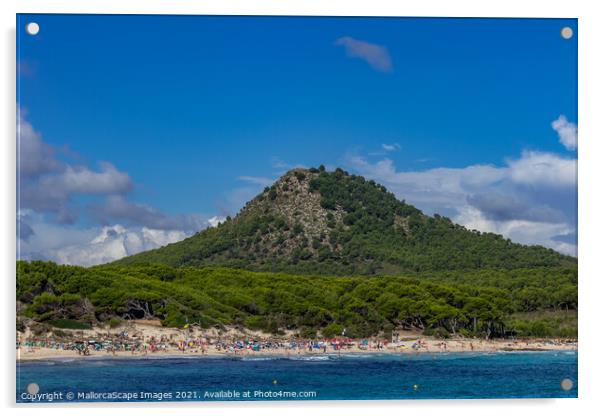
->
[115, 166, 576, 275]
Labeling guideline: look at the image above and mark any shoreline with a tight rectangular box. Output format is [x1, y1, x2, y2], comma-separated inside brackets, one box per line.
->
[17, 340, 577, 362]
[17, 320, 577, 362]
[17, 348, 578, 363]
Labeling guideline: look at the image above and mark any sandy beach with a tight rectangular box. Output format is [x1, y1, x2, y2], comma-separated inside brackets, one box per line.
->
[16, 320, 577, 362]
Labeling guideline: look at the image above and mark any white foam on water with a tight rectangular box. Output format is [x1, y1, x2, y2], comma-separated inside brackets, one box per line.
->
[240, 356, 279, 361]
[289, 355, 332, 361]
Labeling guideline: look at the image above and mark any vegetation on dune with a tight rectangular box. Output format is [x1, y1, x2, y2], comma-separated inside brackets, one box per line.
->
[17, 261, 577, 338]
[115, 167, 575, 275]
[508, 310, 577, 338]
[46, 319, 92, 330]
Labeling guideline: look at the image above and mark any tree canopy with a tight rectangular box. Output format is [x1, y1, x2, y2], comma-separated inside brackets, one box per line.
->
[17, 261, 577, 339]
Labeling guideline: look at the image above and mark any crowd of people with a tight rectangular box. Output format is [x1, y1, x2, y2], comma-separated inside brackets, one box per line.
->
[17, 329, 396, 358]
[17, 324, 578, 360]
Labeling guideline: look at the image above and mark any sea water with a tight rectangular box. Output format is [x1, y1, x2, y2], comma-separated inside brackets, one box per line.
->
[16, 351, 577, 402]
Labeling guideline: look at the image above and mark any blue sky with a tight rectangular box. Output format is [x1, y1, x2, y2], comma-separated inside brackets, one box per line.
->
[16, 15, 578, 265]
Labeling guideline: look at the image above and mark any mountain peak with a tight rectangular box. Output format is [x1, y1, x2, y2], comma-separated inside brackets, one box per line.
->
[235, 167, 346, 261]
[116, 167, 575, 274]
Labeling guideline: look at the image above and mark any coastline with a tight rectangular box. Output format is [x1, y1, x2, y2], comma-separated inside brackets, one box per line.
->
[17, 337, 577, 362]
[17, 320, 577, 362]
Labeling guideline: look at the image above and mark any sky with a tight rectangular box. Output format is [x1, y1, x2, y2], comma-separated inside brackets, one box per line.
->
[16, 15, 578, 265]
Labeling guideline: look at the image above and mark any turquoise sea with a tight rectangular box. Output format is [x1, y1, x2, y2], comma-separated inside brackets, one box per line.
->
[17, 351, 577, 402]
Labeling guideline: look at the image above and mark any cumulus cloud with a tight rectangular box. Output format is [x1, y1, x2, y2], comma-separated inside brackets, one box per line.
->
[346, 144, 577, 256]
[17, 111, 220, 264]
[454, 206, 575, 256]
[347, 155, 507, 210]
[89, 195, 210, 232]
[335, 36, 393, 72]
[48, 225, 189, 267]
[18, 112, 134, 225]
[552, 115, 577, 150]
[18, 211, 99, 259]
[18, 210, 227, 266]
[507, 151, 576, 188]
[39, 162, 132, 195]
[466, 193, 565, 223]
[17, 112, 62, 179]
[20, 163, 134, 224]
[17, 216, 35, 241]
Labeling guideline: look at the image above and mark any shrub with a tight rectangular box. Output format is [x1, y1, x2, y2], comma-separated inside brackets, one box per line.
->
[423, 327, 450, 339]
[16, 319, 25, 333]
[108, 318, 122, 328]
[299, 327, 317, 339]
[245, 316, 268, 331]
[292, 223, 303, 235]
[294, 172, 306, 182]
[321, 323, 343, 338]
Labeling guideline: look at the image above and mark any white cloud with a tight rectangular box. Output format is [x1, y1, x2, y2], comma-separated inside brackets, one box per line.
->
[552, 115, 577, 150]
[335, 36, 393, 72]
[382, 143, 401, 152]
[18, 214, 191, 266]
[455, 206, 576, 256]
[21, 164, 134, 223]
[18, 211, 100, 261]
[346, 144, 577, 256]
[18, 111, 134, 224]
[39, 162, 132, 195]
[507, 151, 576, 188]
[208, 216, 226, 227]
[17, 111, 221, 264]
[18, 108, 578, 262]
[89, 195, 209, 231]
[347, 156, 506, 209]
[466, 193, 565, 223]
[54, 225, 189, 266]
[17, 210, 35, 241]
[17, 112, 63, 179]
[238, 176, 274, 187]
